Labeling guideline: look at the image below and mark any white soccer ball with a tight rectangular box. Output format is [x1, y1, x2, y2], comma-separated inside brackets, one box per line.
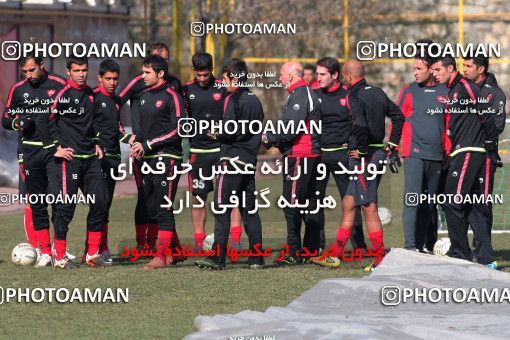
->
[202, 233, 215, 251]
[11, 243, 38, 266]
[433, 238, 451, 256]
[378, 207, 393, 226]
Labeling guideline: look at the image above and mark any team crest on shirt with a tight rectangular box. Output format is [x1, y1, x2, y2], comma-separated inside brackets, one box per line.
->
[293, 104, 300, 110]
[102, 102, 106, 108]
[75, 98, 79, 104]
[452, 171, 458, 177]
[213, 93, 222, 101]
[156, 100, 163, 108]
[23, 93, 29, 98]
[189, 94, 195, 100]
[340, 98, 347, 106]
[47, 89, 56, 97]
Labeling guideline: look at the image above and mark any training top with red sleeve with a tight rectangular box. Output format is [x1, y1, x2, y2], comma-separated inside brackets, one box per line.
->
[50, 78, 98, 155]
[477, 72, 506, 139]
[349, 78, 404, 149]
[314, 81, 367, 152]
[135, 81, 184, 158]
[93, 84, 131, 157]
[183, 77, 224, 152]
[266, 79, 321, 157]
[2, 70, 66, 150]
[443, 72, 498, 157]
[118, 73, 182, 137]
[397, 82, 448, 160]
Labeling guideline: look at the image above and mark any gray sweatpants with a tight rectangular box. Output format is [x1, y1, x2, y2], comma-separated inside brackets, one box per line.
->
[402, 157, 442, 250]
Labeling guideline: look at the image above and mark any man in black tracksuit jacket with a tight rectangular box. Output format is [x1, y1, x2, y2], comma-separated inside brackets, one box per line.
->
[117, 43, 182, 249]
[195, 58, 264, 270]
[130, 55, 185, 270]
[2, 54, 66, 265]
[314, 57, 367, 252]
[432, 56, 498, 266]
[463, 57, 506, 265]
[264, 61, 322, 265]
[50, 56, 108, 269]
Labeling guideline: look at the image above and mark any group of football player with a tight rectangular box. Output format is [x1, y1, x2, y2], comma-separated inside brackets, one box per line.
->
[2, 39, 505, 270]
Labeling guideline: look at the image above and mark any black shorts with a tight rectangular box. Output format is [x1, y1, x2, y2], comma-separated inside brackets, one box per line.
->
[346, 148, 386, 206]
[188, 152, 219, 197]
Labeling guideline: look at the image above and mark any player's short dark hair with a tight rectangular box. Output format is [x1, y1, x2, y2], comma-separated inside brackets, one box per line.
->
[99, 59, 120, 76]
[303, 64, 316, 73]
[66, 55, 88, 70]
[19, 53, 43, 67]
[316, 57, 340, 75]
[150, 42, 169, 57]
[142, 55, 168, 76]
[437, 56, 457, 71]
[465, 56, 489, 74]
[192, 52, 213, 71]
[415, 39, 437, 66]
[221, 58, 248, 82]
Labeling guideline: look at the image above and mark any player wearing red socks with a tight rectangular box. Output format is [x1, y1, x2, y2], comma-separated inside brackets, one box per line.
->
[128, 56, 186, 270]
[312, 60, 403, 270]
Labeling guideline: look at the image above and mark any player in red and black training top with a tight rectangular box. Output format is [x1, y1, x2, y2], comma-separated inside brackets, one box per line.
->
[263, 61, 322, 266]
[303, 63, 320, 90]
[117, 42, 182, 250]
[431, 56, 498, 268]
[183, 52, 244, 251]
[2, 53, 66, 267]
[130, 55, 186, 270]
[463, 56, 506, 266]
[87, 59, 131, 265]
[312, 57, 367, 263]
[325, 60, 404, 271]
[50, 55, 108, 269]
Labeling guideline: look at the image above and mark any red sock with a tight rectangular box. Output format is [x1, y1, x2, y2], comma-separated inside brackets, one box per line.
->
[35, 229, 51, 255]
[135, 224, 149, 248]
[368, 230, 385, 266]
[53, 239, 67, 261]
[100, 224, 109, 253]
[147, 224, 159, 249]
[87, 231, 102, 256]
[230, 225, 242, 243]
[194, 232, 206, 247]
[156, 230, 175, 260]
[334, 227, 351, 258]
[24, 207, 37, 248]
